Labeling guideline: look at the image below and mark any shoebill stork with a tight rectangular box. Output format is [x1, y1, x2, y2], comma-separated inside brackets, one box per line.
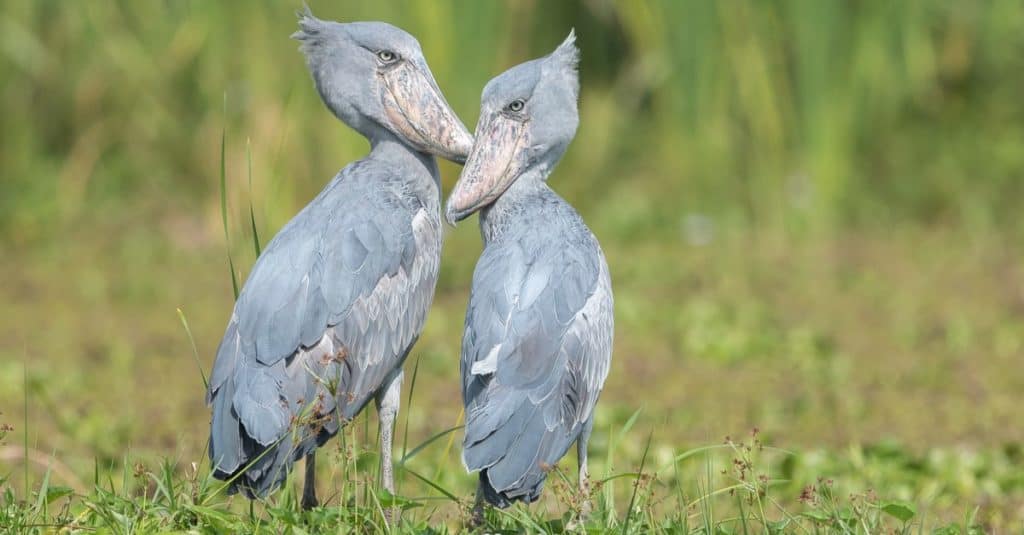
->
[445, 31, 614, 513]
[206, 9, 472, 508]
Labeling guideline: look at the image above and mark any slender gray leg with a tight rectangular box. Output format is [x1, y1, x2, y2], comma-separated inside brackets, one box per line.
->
[301, 452, 319, 510]
[469, 481, 486, 528]
[375, 369, 403, 521]
[577, 418, 595, 518]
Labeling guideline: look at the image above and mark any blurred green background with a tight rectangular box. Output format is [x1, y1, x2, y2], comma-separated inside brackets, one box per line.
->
[2, 0, 1024, 527]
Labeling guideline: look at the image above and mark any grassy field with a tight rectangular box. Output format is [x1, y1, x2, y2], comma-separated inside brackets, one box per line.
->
[2, 0, 1024, 532]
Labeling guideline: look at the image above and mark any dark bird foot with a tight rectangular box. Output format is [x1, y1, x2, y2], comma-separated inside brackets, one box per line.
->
[467, 502, 486, 530]
[301, 495, 319, 510]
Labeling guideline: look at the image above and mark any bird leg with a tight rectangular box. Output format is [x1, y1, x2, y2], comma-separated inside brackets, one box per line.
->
[375, 369, 403, 522]
[301, 452, 319, 510]
[469, 482, 486, 529]
[576, 419, 595, 520]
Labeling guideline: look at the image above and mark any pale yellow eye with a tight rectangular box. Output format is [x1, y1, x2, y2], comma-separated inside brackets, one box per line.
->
[507, 99, 525, 112]
[377, 50, 397, 63]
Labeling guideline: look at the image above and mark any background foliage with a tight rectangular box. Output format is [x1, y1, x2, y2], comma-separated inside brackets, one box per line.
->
[1, 0, 1023, 531]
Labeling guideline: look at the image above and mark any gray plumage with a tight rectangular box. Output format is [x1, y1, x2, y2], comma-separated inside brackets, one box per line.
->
[445, 31, 614, 509]
[207, 8, 471, 503]
[462, 186, 613, 507]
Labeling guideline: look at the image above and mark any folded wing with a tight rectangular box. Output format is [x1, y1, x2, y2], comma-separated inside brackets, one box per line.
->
[461, 227, 613, 505]
[207, 162, 440, 496]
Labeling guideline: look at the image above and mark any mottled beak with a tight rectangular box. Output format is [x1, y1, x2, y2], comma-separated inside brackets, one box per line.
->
[445, 114, 529, 226]
[381, 60, 473, 163]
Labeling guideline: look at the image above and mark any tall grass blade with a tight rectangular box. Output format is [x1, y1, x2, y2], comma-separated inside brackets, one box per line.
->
[23, 360, 29, 499]
[398, 425, 463, 465]
[246, 137, 261, 257]
[700, 454, 715, 534]
[603, 406, 642, 526]
[672, 450, 686, 528]
[737, 493, 750, 535]
[177, 308, 208, 391]
[620, 407, 642, 438]
[433, 408, 463, 483]
[399, 466, 459, 502]
[602, 424, 615, 526]
[622, 428, 653, 534]
[33, 459, 51, 511]
[220, 95, 239, 300]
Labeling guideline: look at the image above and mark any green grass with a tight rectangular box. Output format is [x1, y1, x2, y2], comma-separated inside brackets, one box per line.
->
[2, 0, 1024, 533]
[0, 408, 993, 533]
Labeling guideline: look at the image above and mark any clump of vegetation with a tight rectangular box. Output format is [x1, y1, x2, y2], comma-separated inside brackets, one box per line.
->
[0, 425, 991, 533]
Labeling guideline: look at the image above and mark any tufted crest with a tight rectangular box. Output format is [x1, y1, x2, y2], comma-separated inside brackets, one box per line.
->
[291, 6, 336, 49]
[542, 29, 580, 100]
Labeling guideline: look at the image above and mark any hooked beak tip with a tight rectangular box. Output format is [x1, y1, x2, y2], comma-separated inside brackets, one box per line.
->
[444, 204, 469, 227]
[453, 130, 474, 163]
[381, 63, 474, 163]
[438, 125, 473, 164]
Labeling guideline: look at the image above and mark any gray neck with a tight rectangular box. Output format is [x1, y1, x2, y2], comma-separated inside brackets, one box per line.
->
[368, 129, 441, 197]
[479, 167, 550, 243]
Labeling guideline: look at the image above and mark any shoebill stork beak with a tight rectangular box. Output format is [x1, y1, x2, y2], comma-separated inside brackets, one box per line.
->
[444, 113, 530, 225]
[380, 59, 474, 163]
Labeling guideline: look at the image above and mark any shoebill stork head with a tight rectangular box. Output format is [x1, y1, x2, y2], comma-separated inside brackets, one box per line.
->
[292, 8, 473, 162]
[445, 30, 580, 224]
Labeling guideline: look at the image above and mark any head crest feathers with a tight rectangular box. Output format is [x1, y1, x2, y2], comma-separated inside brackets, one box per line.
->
[291, 5, 328, 43]
[542, 29, 580, 100]
[549, 29, 580, 71]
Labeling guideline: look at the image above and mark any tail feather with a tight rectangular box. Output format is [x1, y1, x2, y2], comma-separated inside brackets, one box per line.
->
[211, 424, 323, 498]
[208, 361, 327, 497]
[209, 377, 244, 475]
[468, 402, 580, 508]
[479, 470, 544, 509]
